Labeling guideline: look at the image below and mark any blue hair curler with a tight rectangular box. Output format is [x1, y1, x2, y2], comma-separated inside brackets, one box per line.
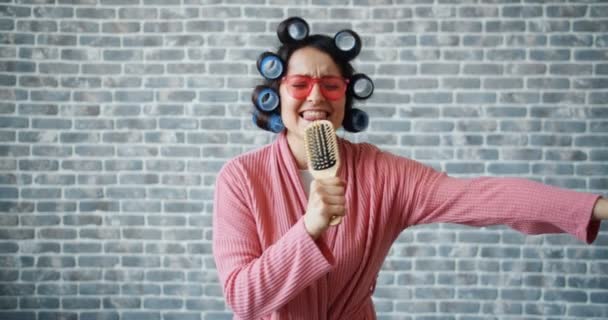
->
[256, 52, 285, 80]
[252, 86, 280, 112]
[334, 29, 362, 61]
[344, 108, 369, 133]
[268, 113, 284, 133]
[252, 110, 284, 133]
[277, 17, 309, 44]
[349, 73, 374, 100]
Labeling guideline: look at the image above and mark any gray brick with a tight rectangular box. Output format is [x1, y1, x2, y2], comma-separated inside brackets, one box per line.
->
[589, 150, 608, 161]
[0, 33, 35, 45]
[414, 121, 454, 133]
[487, 163, 529, 174]
[420, 63, 459, 75]
[544, 121, 586, 133]
[20, 297, 59, 309]
[528, 20, 570, 33]
[527, 78, 569, 89]
[441, 21, 482, 33]
[81, 312, 119, 320]
[400, 49, 440, 61]
[146, 270, 184, 282]
[506, 66, 545, 79]
[122, 312, 160, 320]
[103, 297, 140, 309]
[574, 20, 608, 32]
[550, 34, 593, 47]
[415, 287, 454, 299]
[550, 63, 592, 75]
[502, 5, 541, 17]
[545, 150, 588, 161]
[576, 49, 608, 61]
[146, 243, 186, 254]
[16, 20, 55, 32]
[486, 20, 525, 32]
[82, 63, 120, 75]
[34, 6, 73, 18]
[78, 256, 119, 268]
[36, 284, 77, 296]
[63, 242, 101, 254]
[37, 34, 77, 46]
[21, 215, 61, 226]
[570, 301, 607, 316]
[576, 164, 608, 176]
[80, 36, 120, 47]
[0, 312, 35, 320]
[499, 92, 540, 104]
[62, 297, 100, 309]
[439, 301, 480, 314]
[0, 61, 35, 73]
[420, 35, 459, 47]
[463, 63, 502, 75]
[531, 49, 571, 61]
[186, 298, 225, 311]
[60, 21, 99, 33]
[525, 303, 565, 316]
[0, 242, 18, 254]
[105, 270, 144, 282]
[0, 5, 31, 17]
[39, 312, 78, 320]
[122, 257, 160, 268]
[487, 49, 525, 61]
[459, 6, 498, 17]
[63, 270, 102, 282]
[123, 228, 161, 240]
[462, 35, 502, 47]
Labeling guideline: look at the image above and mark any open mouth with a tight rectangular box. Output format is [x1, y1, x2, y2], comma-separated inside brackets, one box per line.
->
[300, 110, 329, 121]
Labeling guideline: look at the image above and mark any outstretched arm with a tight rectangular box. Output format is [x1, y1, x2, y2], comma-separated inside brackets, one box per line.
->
[593, 197, 608, 220]
[381, 150, 603, 244]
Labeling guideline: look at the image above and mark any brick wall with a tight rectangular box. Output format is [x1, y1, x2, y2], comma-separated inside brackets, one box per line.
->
[1, 0, 607, 319]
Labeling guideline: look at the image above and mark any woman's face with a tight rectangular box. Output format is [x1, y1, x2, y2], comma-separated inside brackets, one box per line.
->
[279, 47, 347, 146]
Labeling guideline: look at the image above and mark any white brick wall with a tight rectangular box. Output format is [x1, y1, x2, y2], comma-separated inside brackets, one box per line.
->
[0, 1, 607, 319]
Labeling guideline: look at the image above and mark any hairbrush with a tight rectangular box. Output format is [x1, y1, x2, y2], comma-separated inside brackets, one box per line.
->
[304, 120, 342, 226]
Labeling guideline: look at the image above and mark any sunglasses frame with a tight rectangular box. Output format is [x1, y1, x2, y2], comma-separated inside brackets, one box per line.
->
[281, 75, 350, 101]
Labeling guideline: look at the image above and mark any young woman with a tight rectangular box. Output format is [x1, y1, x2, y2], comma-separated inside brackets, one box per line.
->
[212, 19, 607, 320]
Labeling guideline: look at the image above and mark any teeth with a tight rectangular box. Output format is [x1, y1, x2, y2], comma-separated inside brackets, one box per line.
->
[301, 111, 328, 121]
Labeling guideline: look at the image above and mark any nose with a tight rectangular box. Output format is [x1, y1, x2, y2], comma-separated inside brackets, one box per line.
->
[307, 82, 325, 102]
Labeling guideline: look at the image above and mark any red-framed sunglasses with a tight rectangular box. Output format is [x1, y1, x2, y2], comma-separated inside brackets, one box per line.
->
[281, 75, 349, 101]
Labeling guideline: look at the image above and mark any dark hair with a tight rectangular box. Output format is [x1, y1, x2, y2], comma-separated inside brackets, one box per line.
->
[253, 34, 357, 133]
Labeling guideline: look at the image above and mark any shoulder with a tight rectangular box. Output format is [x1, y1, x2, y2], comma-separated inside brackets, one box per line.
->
[343, 139, 408, 166]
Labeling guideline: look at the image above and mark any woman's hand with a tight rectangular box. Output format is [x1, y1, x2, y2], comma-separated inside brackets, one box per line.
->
[592, 197, 608, 221]
[303, 177, 346, 239]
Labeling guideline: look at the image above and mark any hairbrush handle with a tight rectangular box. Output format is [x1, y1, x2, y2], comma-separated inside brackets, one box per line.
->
[304, 120, 343, 226]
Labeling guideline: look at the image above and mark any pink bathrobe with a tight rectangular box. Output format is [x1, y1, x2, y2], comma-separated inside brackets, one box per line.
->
[213, 131, 600, 320]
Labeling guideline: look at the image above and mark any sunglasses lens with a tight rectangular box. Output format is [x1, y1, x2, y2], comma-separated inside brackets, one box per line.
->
[284, 76, 311, 100]
[319, 77, 347, 100]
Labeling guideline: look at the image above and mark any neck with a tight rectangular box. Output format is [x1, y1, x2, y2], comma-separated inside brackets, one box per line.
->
[285, 132, 308, 170]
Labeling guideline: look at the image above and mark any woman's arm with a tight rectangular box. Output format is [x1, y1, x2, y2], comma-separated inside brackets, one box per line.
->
[384, 152, 603, 244]
[593, 197, 608, 220]
[212, 162, 335, 320]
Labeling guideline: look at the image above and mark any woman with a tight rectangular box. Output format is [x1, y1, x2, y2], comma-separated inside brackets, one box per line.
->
[212, 18, 607, 320]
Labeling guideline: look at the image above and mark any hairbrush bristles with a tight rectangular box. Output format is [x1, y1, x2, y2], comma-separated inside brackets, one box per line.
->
[304, 120, 342, 225]
[307, 125, 337, 170]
